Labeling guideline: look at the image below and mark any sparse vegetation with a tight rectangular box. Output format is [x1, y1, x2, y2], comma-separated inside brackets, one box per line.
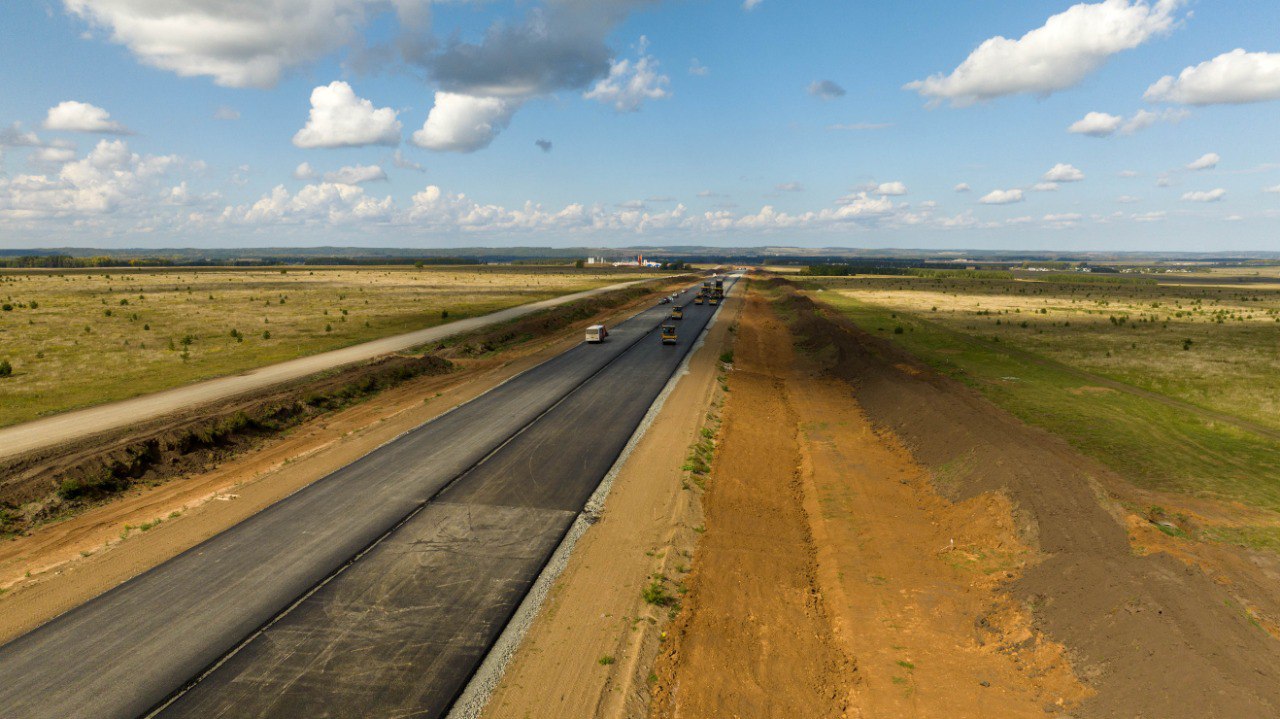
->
[805, 274, 1280, 515]
[0, 266, 660, 427]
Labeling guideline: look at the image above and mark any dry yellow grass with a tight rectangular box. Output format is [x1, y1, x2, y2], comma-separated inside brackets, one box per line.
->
[0, 265, 658, 427]
[812, 275, 1280, 430]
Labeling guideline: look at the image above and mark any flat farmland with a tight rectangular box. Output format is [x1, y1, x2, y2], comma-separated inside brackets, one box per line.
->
[0, 266, 658, 428]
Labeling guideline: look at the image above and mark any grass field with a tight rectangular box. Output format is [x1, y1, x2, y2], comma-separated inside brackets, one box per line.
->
[800, 274, 1280, 543]
[0, 266, 658, 427]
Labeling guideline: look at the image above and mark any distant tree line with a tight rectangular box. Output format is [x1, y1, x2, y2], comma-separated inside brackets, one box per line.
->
[800, 264, 1011, 280]
[0, 254, 479, 269]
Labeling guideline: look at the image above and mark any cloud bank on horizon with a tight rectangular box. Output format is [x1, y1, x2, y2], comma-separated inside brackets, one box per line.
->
[1, 0, 1279, 250]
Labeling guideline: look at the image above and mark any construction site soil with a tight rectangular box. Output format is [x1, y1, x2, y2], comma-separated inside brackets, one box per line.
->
[648, 279, 1280, 719]
[778, 280, 1280, 718]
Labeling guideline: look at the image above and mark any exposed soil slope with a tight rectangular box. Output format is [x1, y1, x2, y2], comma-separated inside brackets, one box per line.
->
[784, 283, 1280, 718]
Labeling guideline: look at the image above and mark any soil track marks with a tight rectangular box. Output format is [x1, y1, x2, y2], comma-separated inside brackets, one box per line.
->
[650, 291, 851, 718]
[786, 284, 1280, 718]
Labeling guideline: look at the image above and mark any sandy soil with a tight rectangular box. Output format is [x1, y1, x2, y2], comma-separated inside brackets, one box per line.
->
[650, 285, 1088, 718]
[479, 289, 743, 719]
[0, 290, 670, 644]
[781, 282, 1280, 718]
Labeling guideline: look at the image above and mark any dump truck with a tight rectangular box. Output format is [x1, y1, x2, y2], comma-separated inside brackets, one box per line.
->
[693, 295, 704, 305]
[714, 278, 724, 292]
[670, 305, 684, 320]
[585, 324, 608, 343]
[708, 295, 720, 306]
[660, 324, 678, 344]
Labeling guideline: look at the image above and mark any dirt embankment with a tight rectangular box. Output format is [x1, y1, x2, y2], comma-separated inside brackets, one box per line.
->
[649, 292, 852, 718]
[779, 281, 1280, 718]
[0, 355, 452, 537]
[651, 284, 1086, 718]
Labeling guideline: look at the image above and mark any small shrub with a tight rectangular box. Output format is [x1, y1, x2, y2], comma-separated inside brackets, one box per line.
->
[597, 655, 615, 666]
[719, 350, 734, 364]
[642, 578, 676, 607]
[0, 359, 11, 377]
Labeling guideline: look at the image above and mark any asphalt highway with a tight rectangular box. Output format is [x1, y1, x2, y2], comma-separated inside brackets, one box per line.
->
[0, 277, 734, 719]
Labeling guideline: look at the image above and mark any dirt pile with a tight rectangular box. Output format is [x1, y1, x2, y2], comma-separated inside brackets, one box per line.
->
[779, 281, 1280, 718]
[0, 354, 453, 537]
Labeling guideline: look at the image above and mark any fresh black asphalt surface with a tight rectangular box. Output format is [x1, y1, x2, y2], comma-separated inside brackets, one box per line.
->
[0, 278, 734, 719]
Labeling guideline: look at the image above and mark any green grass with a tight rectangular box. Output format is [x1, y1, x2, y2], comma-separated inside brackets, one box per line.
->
[813, 291, 1280, 514]
[0, 266, 659, 427]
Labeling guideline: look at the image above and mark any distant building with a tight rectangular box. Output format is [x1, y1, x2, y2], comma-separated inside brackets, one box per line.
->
[611, 254, 662, 268]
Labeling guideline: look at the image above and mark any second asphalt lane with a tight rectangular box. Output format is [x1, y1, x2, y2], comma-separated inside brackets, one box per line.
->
[0, 277, 735, 719]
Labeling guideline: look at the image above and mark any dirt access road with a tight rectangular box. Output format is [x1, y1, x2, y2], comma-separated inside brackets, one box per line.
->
[0, 277, 661, 461]
[651, 281, 1280, 718]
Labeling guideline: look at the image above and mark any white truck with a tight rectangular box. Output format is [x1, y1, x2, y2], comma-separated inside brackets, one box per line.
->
[585, 324, 608, 343]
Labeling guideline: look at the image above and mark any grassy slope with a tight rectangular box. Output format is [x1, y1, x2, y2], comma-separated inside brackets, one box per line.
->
[812, 290, 1280, 516]
[0, 267, 658, 427]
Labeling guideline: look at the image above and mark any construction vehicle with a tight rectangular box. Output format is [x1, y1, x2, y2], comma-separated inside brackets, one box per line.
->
[670, 305, 684, 320]
[714, 278, 724, 293]
[584, 324, 608, 343]
[708, 295, 720, 306]
[702, 281, 712, 294]
[660, 325, 678, 344]
[693, 295, 704, 305]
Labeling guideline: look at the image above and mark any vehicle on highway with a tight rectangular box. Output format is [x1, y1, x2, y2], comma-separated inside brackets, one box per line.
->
[694, 295, 704, 305]
[658, 297, 671, 305]
[584, 324, 608, 343]
[708, 295, 720, 306]
[660, 325, 678, 344]
[670, 305, 683, 320]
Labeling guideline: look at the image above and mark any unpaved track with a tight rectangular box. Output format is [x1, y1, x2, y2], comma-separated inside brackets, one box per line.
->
[789, 286, 1280, 718]
[0, 278, 660, 461]
[651, 289, 852, 718]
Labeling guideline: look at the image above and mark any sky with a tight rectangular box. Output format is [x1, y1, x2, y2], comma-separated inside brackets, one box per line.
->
[1, 0, 1279, 251]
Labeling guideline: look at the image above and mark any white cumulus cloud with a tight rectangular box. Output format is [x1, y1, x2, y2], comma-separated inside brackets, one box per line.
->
[43, 101, 131, 134]
[980, 188, 1025, 205]
[1043, 163, 1085, 182]
[322, 164, 387, 184]
[411, 92, 520, 153]
[584, 37, 671, 113]
[906, 0, 1183, 106]
[1181, 188, 1226, 202]
[1186, 152, 1219, 171]
[63, 0, 388, 89]
[1146, 49, 1280, 105]
[1071, 108, 1188, 136]
[292, 81, 401, 149]
[1068, 111, 1124, 136]
[872, 181, 908, 196]
[954, 183, 971, 193]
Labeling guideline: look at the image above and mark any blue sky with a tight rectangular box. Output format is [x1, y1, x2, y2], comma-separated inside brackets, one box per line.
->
[1, 0, 1279, 250]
